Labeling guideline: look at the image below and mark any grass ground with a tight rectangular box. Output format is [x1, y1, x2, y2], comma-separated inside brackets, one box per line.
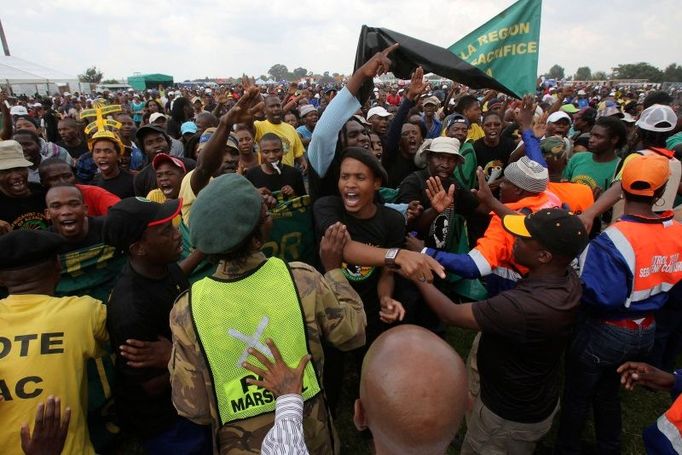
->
[334, 327, 671, 454]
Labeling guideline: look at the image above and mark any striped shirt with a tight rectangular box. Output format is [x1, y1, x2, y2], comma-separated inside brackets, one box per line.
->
[261, 394, 309, 455]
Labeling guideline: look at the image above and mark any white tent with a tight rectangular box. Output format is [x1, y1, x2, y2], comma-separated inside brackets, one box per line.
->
[0, 56, 79, 96]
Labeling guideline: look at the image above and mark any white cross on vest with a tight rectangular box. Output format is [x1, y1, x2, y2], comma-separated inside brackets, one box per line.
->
[228, 316, 273, 368]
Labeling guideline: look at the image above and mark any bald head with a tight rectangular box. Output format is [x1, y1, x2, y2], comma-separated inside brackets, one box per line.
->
[355, 325, 467, 455]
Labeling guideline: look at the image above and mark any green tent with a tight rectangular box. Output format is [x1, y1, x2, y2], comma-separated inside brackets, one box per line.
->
[127, 73, 174, 91]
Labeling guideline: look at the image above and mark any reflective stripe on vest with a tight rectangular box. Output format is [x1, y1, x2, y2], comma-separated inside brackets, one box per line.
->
[190, 257, 321, 425]
[604, 219, 682, 308]
[657, 394, 682, 453]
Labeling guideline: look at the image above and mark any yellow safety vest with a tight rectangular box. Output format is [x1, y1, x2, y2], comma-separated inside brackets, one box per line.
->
[190, 257, 321, 425]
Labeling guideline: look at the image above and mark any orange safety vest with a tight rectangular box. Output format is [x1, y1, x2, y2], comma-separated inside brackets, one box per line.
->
[652, 392, 682, 452]
[603, 213, 682, 307]
[470, 191, 561, 282]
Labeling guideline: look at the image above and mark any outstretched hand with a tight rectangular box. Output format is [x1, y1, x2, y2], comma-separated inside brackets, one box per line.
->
[243, 339, 310, 397]
[426, 176, 455, 213]
[20, 396, 71, 455]
[617, 361, 675, 392]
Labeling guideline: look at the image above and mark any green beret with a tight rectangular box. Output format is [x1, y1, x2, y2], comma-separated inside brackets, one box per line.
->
[189, 174, 263, 254]
[540, 135, 567, 158]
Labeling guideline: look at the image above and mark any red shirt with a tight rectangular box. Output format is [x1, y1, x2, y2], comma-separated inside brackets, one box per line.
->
[75, 184, 120, 217]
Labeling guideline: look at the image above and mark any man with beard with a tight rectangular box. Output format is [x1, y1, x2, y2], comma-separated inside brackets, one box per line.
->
[133, 125, 195, 197]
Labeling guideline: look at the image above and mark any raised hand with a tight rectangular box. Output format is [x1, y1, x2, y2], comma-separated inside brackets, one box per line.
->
[243, 339, 310, 397]
[406, 200, 424, 225]
[359, 43, 400, 79]
[426, 176, 455, 213]
[407, 66, 426, 101]
[471, 167, 494, 205]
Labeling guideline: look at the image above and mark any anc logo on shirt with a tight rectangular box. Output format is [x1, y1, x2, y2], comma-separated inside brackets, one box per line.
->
[483, 160, 504, 182]
[342, 262, 376, 282]
[571, 174, 598, 190]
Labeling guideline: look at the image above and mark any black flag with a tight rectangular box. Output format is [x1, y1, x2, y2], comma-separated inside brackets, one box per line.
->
[354, 25, 518, 104]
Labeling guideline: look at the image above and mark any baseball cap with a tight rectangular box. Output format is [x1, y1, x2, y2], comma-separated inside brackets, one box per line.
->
[0, 230, 65, 270]
[152, 153, 187, 173]
[181, 121, 198, 135]
[621, 154, 670, 197]
[299, 104, 317, 118]
[423, 96, 440, 107]
[0, 140, 33, 170]
[560, 104, 579, 114]
[149, 112, 167, 124]
[546, 111, 571, 125]
[635, 104, 677, 132]
[502, 208, 589, 258]
[9, 106, 29, 116]
[503, 156, 548, 193]
[103, 197, 182, 251]
[367, 106, 391, 119]
[136, 124, 170, 144]
[577, 89, 587, 96]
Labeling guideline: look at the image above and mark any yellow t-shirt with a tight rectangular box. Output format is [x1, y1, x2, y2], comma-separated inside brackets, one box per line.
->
[0, 294, 108, 455]
[146, 189, 181, 227]
[254, 120, 305, 167]
[467, 123, 485, 142]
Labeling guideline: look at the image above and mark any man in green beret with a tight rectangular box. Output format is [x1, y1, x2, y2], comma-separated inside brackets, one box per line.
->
[169, 173, 367, 454]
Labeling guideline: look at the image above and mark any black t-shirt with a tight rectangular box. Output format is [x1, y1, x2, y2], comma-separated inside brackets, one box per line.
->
[473, 137, 516, 181]
[51, 216, 105, 253]
[92, 170, 135, 199]
[0, 183, 48, 230]
[383, 153, 419, 189]
[56, 141, 90, 159]
[313, 196, 404, 334]
[472, 270, 582, 423]
[106, 261, 189, 436]
[396, 169, 479, 249]
[245, 165, 306, 196]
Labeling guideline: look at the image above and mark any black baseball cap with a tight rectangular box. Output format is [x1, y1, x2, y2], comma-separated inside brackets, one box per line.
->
[135, 124, 171, 144]
[0, 230, 65, 270]
[103, 197, 182, 251]
[502, 208, 589, 258]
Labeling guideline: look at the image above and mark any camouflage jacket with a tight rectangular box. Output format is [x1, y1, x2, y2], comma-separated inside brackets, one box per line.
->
[169, 252, 366, 454]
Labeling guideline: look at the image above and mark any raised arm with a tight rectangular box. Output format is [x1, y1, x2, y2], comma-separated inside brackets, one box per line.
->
[308, 44, 399, 177]
[190, 77, 263, 195]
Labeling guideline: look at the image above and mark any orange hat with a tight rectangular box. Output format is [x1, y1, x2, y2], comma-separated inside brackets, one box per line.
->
[622, 154, 670, 196]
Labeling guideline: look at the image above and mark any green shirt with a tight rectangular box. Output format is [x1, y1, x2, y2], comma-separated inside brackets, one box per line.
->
[562, 152, 620, 192]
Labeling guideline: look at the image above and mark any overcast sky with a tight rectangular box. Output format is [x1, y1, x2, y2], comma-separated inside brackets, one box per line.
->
[3, 0, 680, 81]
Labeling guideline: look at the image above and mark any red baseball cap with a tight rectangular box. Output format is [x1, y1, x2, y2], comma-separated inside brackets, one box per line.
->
[152, 153, 186, 173]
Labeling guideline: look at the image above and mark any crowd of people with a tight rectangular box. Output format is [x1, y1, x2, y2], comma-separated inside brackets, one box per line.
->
[1, 44, 682, 455]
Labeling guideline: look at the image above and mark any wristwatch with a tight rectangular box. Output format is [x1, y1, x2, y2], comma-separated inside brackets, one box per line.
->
[384, 248, 400, 269]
